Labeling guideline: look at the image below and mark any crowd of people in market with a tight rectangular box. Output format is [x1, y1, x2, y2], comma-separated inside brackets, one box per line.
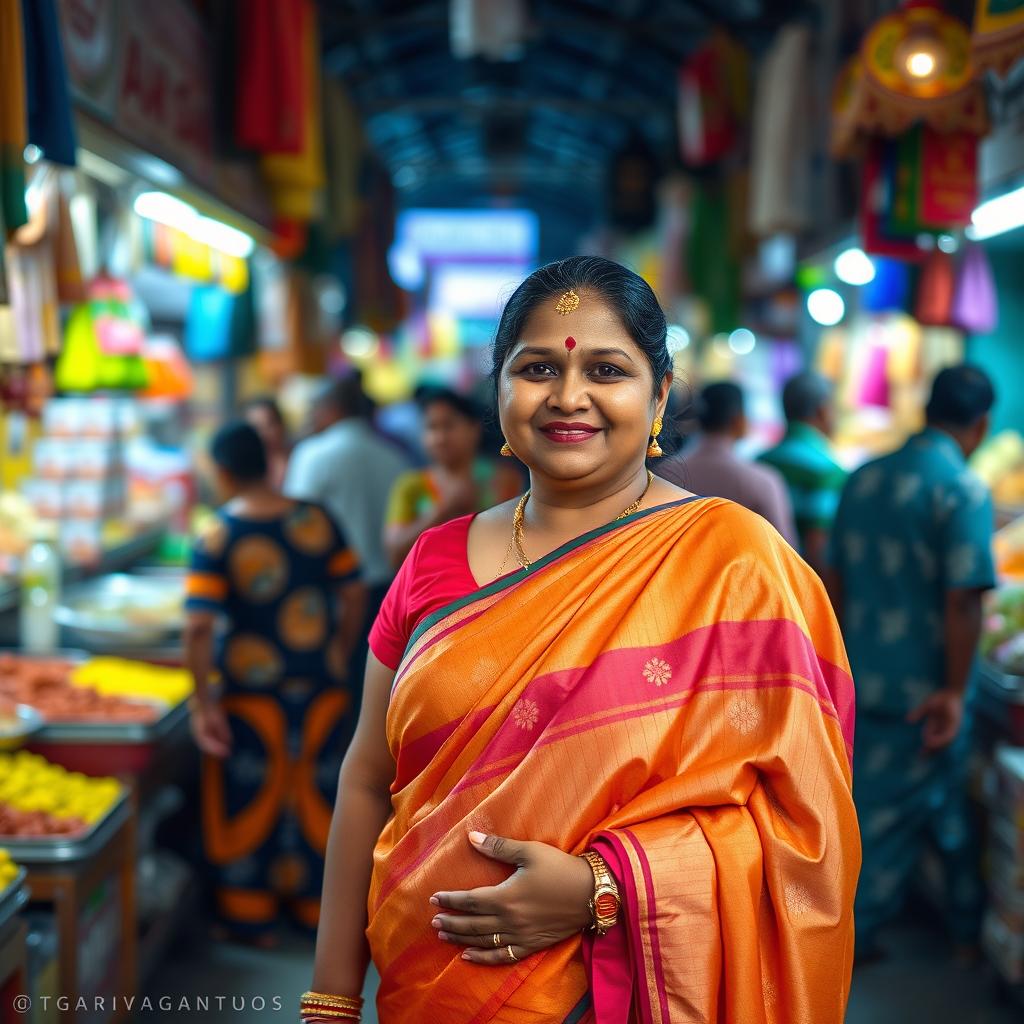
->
[184, 274, 998, 975]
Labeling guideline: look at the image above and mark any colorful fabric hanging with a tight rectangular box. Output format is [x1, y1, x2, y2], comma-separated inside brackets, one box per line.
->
[863, 256, 911, 313]
[0, 0, 28, 237]
[678, 32, 749, 167]
[914, 249, 957, 326]
[972, 0, 1024, 78]
[260, 0, 325, 222]
[20, 0, 77, 166]
[749, 24, 811, 237]
[235, 0, 305, 154]
[951, 242, 998, 335]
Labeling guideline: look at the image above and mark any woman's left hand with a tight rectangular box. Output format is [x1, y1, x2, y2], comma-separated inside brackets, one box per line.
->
[430, 831, 594, 965]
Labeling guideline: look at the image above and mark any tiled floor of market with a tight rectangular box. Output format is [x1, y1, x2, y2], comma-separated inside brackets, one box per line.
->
[146, 917, 1021, 1023]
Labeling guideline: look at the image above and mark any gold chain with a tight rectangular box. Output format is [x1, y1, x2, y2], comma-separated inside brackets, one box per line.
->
[509, 470, 654, 571]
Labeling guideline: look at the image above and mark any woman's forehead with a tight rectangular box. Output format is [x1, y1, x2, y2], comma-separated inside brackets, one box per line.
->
[518, 298, 633, 346]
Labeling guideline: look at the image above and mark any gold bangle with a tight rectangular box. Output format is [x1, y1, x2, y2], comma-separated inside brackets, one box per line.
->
[301, 992, 364, 1009]
[301, 1013, 360, 1022]
[300, 1007, 361, 1020]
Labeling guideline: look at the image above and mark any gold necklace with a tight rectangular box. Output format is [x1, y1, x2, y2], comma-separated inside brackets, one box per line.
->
[506, 470, 654, 571]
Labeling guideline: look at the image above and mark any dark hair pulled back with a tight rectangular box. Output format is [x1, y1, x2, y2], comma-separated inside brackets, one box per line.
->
[491, 256, 670, 397]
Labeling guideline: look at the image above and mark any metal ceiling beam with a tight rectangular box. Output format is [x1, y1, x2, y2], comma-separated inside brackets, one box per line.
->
[362, 94, 674, 117]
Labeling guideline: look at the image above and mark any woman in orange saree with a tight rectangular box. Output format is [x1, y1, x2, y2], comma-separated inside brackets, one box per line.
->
[310, 256, 859, 1024]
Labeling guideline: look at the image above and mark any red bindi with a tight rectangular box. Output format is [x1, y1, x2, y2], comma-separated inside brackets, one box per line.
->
[564, 337, 577, 351]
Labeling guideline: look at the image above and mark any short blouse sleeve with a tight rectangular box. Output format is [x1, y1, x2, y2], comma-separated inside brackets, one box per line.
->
[368, 537, 421, 670]
[185, 517, 231, 614]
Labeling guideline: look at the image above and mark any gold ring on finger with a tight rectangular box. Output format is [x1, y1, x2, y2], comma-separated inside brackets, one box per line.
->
[507, 944, 519, 963]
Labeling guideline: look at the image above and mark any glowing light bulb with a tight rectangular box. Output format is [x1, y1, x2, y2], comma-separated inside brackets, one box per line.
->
[905, 50, 936, 78]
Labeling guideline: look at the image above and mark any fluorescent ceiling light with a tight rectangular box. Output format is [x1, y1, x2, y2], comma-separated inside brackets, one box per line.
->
[969, 185, 1024, 241]
[807, 288, 845, 326]
[834, 247, 876, 286]
[190, 217, 254, 258]
[134, 191, 254, 258]
[134, 191, 197, 228]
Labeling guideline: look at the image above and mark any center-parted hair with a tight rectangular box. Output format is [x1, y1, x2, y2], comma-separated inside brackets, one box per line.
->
[210, 421, 268, 482]
[491, 256, 670, 397]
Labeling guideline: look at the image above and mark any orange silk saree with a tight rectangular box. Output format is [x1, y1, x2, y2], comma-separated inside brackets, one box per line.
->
[367, 497, 860, 1023]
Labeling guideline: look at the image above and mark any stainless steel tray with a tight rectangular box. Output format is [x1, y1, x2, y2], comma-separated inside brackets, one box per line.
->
[55, 572, 184, 650]
[0, 792, 130, 864]
[35, 697, 188, 745]
[2, 650, 187, 743]
[0, 867, 28, 931]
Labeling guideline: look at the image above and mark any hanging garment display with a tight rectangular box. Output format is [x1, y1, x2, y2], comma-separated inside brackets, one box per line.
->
[20, 0, 77, 165]
[55, 278, 149, 392]
[951, 242, 998, 335]
[235, 0, 305, 154]
[748, 24, 812, 236]
[260, 0, 325, 222]
[677, 32, 749, 167]
[972, 0, 1024, 77]
[0, 0, 28, 236]
[914, 248, 957, 326]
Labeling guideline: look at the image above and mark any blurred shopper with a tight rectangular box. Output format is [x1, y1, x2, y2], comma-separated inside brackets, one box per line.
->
[827, 365, 997, 962]
[285, 376, 409, 605]
[185, 422, 366, 940]
[658, 381, 797, 545]
[384, 387, 522, 567]
[244, 396, 291, 491]
[759, 371, 847, 572]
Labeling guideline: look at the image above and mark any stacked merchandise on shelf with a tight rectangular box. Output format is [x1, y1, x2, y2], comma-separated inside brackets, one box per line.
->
[21, 397, 138, 566]
[983, 747, 1024, 991]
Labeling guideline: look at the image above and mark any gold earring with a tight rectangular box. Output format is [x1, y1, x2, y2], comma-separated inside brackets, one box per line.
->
[500, 441, 514, 457]
[647, 417, 664, 459]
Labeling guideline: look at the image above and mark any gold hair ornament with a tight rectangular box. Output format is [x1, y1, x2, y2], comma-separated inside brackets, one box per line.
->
[555, 289, 580, 315]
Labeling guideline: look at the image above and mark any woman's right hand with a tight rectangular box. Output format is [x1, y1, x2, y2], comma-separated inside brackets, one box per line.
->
[190, 698, 233, 758]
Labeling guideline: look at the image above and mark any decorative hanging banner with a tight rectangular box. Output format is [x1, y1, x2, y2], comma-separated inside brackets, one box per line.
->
[831, 1, 989, 158]
[860, 138, 926, 260]
[972, 0, 1024, 78]
[918, 128, 977, 226]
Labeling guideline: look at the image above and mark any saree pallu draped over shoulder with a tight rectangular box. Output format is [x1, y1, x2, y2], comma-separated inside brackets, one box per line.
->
[367, 498, 860, 1024]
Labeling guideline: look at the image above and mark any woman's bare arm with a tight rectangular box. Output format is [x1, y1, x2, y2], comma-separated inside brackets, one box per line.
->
[312, 652, 397, 996]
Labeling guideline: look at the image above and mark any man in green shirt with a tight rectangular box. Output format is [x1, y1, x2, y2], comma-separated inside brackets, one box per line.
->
[759, 371, 847, 574]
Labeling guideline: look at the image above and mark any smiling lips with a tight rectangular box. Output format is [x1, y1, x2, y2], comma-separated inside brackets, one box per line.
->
[539, 421, 601, 444]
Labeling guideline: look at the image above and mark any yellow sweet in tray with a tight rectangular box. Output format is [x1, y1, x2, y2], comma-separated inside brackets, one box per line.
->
[70, 658, 193, 705]
[0, 752, 121, 825]
[0, 848, 19, 887]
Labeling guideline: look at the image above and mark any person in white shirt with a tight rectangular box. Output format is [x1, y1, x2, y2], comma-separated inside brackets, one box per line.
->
[285, 376, 410, 609]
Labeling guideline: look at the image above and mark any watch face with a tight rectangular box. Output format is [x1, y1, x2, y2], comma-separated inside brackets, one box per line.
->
[595, 892, 618, 917]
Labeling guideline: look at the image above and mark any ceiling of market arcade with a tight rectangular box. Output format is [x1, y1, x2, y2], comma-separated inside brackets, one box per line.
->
[316, 0, 824, 242]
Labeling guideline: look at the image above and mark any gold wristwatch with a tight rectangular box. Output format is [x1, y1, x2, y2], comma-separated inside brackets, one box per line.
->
[580, 850, 620, 935]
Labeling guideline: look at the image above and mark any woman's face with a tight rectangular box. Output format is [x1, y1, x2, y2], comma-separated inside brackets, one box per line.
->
[498, 293, 670, 486]
[423, 402, 481, 468]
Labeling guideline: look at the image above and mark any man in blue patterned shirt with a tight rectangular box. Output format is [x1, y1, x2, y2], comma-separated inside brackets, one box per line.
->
[759, 371, 847, 574]
[827, 365, 997, 962]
